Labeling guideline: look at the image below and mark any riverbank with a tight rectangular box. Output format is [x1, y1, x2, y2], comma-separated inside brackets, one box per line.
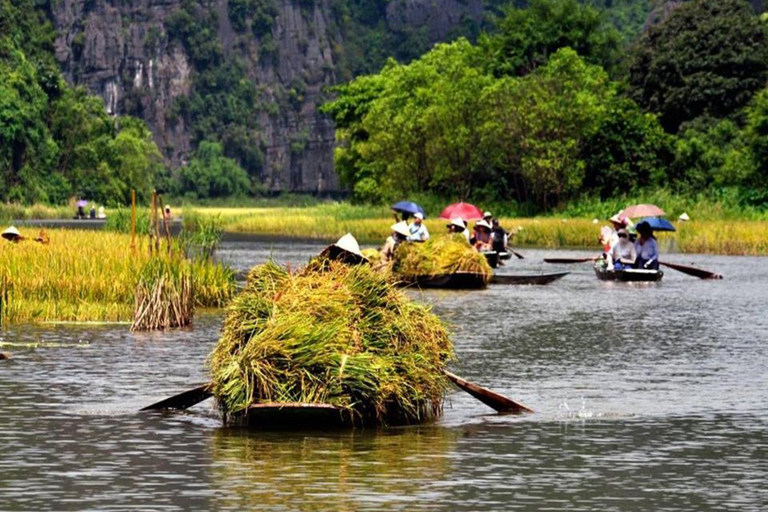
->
[0, 229, 234, 325]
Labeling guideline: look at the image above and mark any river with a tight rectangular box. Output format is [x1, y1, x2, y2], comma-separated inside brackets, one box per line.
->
[1, 240, 767, 511]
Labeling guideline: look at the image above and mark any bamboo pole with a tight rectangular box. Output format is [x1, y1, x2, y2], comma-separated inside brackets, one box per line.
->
[160, 195, 172, 256]
[149, 190, 156, 256]
[130, 189, 136, 253]
[154, 193, 161, 254]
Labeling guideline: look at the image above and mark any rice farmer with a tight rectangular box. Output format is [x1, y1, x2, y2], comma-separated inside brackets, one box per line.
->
[609, 229, 636, 270]
[407, 212, 429, 242]
[319, 233, 369, 265]
[634, 221, 659, 270]
[1, 226, 23, 243]
[382, 221, 410, 262]
[446, 218, 470, 243]
[471, 220, 492, 251]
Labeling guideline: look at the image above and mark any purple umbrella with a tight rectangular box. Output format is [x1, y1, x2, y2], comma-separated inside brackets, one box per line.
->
[76, 200, 88, 207]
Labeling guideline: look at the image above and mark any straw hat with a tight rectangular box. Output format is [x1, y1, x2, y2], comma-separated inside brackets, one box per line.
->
[2, 226, 21, 241]
[483, 211, 492, 219]
[320, 233, 368, 265]
[609, 213, 628, 226]
[447, 218, 466, 230]
[475, 220, 492, 231]
[679, 212, 690, 221]
[391, 221, 411, 237]
[413, 212, 423, 220]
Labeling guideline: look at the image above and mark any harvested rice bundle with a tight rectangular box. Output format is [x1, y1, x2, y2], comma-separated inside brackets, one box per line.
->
[131, 258, 194, 331]
[392, 235, 492, 282]
[209, 259, 454, 426]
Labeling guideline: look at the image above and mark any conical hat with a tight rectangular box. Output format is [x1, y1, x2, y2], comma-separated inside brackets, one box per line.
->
[2, 226, 21, 240]
[391, 221, 410, 237]
[319, 233, 369, 265]
[447, 218, 466, 229]
[474, 220, 492, 231]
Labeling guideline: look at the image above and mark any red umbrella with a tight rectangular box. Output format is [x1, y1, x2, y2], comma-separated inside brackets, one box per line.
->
[439, 202, 484, 221]
[622, 204, 665, 218]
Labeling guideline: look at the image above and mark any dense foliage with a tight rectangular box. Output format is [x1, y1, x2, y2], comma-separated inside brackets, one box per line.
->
[0, 0, 162, 204]
[324, 0, 768, 213]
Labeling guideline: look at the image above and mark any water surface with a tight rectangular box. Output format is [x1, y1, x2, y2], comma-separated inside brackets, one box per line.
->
[2, 241, 767, 511]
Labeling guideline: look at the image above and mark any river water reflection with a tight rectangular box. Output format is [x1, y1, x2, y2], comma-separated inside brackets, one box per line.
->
[2, 240, 767, 510]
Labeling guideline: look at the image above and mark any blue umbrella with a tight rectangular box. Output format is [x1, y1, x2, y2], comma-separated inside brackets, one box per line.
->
[640, 217, 676, 232]
[391, 201, 426, 218]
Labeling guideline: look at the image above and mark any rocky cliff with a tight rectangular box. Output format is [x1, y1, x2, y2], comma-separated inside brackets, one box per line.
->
[49, 0, 489, 193]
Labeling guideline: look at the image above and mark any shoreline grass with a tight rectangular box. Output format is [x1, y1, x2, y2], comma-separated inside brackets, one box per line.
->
[0, 229, 234, 325]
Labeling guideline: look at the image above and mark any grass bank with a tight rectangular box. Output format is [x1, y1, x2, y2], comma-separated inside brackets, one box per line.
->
[187, 205, 768, 256]
[0, 229, 234, 325]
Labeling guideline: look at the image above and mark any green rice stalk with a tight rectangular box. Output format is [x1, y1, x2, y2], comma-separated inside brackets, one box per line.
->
[131, 257, 194, 331]
[208, 259, 455, 426]
[391, 235, 492, 282]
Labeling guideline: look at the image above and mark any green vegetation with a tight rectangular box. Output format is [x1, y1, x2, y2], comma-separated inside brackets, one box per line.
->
[209, 260, 454, 425]
[0, 0, 162, 205]
[324, 0, 768, 216]
[131, 257, 194, 331]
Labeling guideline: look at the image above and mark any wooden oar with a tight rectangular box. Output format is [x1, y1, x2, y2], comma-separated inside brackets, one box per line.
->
[543, 257, 594, 264]
[506, 247, 525, 259]
[660, 261, 723, 280]
[140, 383, 213, 411]
[141, 371, 533, 415]
[443, 370, 533, 414]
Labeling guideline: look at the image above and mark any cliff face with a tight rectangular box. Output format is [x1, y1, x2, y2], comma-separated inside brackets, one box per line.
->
[49, 0, 485, 193]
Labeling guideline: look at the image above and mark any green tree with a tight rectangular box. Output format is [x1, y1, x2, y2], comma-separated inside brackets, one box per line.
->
[481, 0, 622, 77]
[180, 141, 250, 198]
[628, 0, 768, 133]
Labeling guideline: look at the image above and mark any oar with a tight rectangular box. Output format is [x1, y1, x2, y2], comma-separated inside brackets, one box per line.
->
[140, 372, 533, 415]
[443, 370, 533, 414]
[543, 257, 594, 264]
[506, 246, 525, 260]
[140, 383, 213, 411]
[660, 261, 723, 280]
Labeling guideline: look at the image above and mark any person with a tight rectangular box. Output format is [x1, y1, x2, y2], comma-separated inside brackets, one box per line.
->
[609, 229, 636, 270]
[446, 218, 470, 243]
[1, 226, 22, 243]
[76, 203, 85, 220]
[164, 205, 172, 222]
[381, 221, 410, 262]
[483, 211, 493, 224]
[491, 219, 509, 256]
[97, 206, 106, 219]
[600, 213, 629, 253]
[471, 220, 492, 251]
[634, 221, 659, 270]
[407, 212, 429, 242]
[89, 206, 96, 219]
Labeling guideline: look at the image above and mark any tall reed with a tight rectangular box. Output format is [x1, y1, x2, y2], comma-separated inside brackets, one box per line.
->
[131, 258, 194, 331]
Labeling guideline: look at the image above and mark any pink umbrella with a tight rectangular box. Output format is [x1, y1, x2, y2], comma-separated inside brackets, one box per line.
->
[622, 204, 665, 218]
[439, 202, 484, 221]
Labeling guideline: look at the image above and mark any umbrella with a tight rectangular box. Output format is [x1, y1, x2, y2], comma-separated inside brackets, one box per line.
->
[640, 217, 676, 232]
[439, 202, 483, 221]
[76, 200, 88, 207]
[391, 201, 425, 218]
[622, 204, 665, 218]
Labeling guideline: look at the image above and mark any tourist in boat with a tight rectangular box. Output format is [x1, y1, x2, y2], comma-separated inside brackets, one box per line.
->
[600, 213, 629, 253]
[407, 212, 429, 242]
[381, 221, 410, 262]
[634, 221, 659, 270]
[609, 229, 636, 270]
[471, 220, 492, 251]
[446, 218, 470, 243]
[483, 211, 494, 224]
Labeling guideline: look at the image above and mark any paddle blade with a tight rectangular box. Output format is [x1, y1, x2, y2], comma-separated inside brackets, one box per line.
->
[543, 257, 592, 264]
[510, 249, 525, 259]
[444, 370, 533, 414]
[141, 383, 213, 411]
[660, 261, 723, 280]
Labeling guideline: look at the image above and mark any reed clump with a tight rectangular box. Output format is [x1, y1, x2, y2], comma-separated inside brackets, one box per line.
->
[391, 235, 493, 282]
[131, 258, 194, 331]
[0, 229, 234, 324]
[209, 259, 455, 426]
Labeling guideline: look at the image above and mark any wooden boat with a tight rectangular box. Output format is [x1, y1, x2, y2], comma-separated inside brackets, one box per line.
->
[594, 267, 664, 282]
[230, 402, 353, 429]
[406, 271, 488, 289]
[491, 271, 570, 286]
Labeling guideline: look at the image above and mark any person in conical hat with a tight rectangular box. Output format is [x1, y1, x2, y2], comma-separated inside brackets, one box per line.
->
[471, 219, 492, 251]
[381, 221, 410, 263]
[446, 218, 470, 243]
[320, 233, 369, 265]
[2, 226, 22, 242]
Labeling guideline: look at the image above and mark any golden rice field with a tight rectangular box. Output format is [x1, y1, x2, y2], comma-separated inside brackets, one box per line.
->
[0, 229, 234, 325]
[191, 205, 768, 256]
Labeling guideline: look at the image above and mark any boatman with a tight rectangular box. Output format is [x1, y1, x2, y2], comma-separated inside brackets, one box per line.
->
[381, 221, 411, 262]
[407, 212, 429, 242]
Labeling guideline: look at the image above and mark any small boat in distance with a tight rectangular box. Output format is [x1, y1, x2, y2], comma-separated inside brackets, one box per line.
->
[594, 267, 664, 282]
[491, 272, 570, 285]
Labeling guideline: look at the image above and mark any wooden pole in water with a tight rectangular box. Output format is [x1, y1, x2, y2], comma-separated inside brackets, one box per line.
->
[130, 189, 136, 253]
[154, 192, 161, 254]
[160, 194, 172, 256]
[148, 190, 156, 256]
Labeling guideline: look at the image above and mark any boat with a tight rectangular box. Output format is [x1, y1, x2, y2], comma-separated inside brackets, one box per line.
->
[594, 267, 664, 282]
[481, 250, 511, 268]
[230, 402, 353, 429]
[406, 271, 488, 289]
[491, 271, 570, 285]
